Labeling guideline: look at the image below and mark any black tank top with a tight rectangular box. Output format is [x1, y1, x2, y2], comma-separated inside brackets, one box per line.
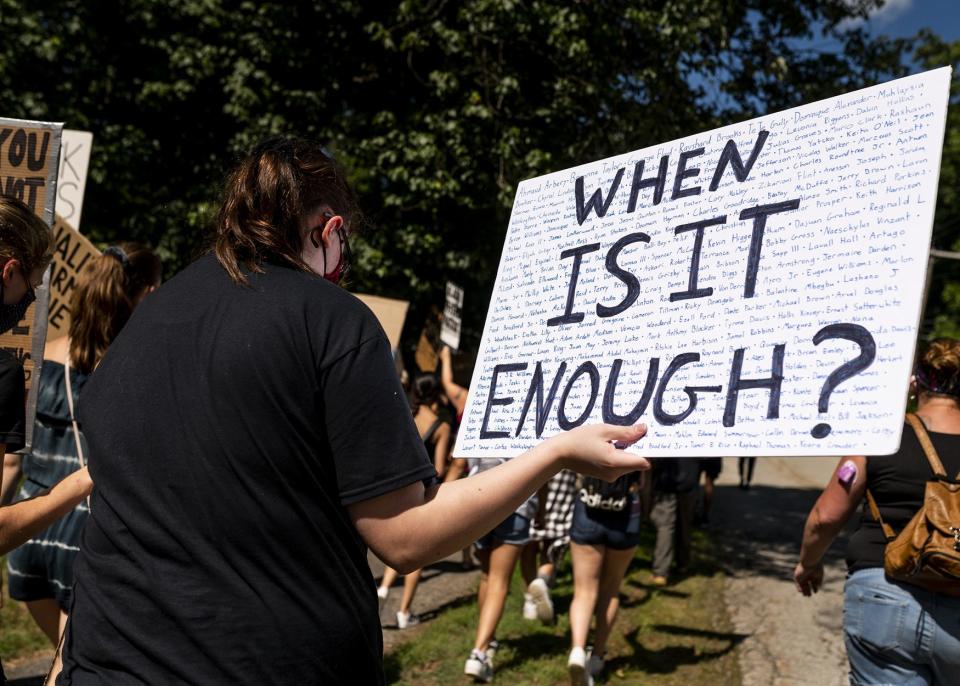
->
[846, 421, 960, 573]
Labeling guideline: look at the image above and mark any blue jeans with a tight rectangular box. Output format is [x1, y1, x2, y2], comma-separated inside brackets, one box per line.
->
[844, 568, 960, 685]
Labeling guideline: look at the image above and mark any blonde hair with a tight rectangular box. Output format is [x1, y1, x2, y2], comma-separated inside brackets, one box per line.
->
[0, 196, 53, 274]
[68, 242, 162, 374]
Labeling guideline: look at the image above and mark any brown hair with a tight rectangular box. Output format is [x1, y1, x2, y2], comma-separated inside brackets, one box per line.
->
[214, 137, 360, 286]
[68, 242, 162, 374]
[0, 195, 54, 275]
[915, 338, 960, 400]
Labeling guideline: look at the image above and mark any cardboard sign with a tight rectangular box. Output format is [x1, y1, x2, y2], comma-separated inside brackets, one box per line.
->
[440, 281, 464, 351]
[455, 68, 951, 458]
[354, 293, 409, 355]
[55, 130, 93, 231]
[46, 215, 101, 339]
[0, 117, 63, 450]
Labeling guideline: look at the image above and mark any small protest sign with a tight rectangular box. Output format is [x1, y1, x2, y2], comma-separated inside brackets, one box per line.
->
[0, 117, 63, 449]
[440, 281, 465, 351]
[55, 130, 94, 231]
[455, 68, 951, 458]
[354, 293, 409, 355]
[46, 215, 101, 339]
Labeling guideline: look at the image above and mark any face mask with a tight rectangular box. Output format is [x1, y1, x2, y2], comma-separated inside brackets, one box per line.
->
[311, 227, 350, 285]
[0, 275, 35, 335]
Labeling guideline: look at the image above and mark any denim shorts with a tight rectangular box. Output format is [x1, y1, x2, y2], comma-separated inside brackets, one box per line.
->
[569, 496, 642, 550]
[844, 567, 960, 685]
[475, 513, 531, 550]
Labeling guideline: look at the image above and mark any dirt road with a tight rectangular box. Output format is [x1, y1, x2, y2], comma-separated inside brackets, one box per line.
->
[712, 456, 849, 686]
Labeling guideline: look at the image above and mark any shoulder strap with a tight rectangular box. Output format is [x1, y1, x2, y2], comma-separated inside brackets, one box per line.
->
[422, 418, 443, 445]
[905, 412, 948, 478]
[865, 489, 896, 541]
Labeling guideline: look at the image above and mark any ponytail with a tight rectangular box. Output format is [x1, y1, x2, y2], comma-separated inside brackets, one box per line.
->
[68, 241, 162, 374]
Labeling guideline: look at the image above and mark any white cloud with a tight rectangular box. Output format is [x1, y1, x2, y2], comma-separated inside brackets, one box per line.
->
[839, 0, 913, 29]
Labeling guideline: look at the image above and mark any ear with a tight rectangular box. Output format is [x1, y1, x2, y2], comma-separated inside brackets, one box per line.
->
[319, 215, 344, 246]
[2, 259, 20, 286]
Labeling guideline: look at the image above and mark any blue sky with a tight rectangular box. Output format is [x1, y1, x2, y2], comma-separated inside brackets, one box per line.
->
[847, 0, 960, 42]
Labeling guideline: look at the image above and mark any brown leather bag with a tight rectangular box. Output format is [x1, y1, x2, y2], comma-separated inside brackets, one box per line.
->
[866, 413, 960, 596]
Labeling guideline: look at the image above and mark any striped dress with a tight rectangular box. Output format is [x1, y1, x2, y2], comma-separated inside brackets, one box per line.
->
[7, 359, 89, 609]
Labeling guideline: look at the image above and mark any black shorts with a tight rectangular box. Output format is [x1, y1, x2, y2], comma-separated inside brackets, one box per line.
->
[569, 497, 642, 550]
[699, 458, 722, 480]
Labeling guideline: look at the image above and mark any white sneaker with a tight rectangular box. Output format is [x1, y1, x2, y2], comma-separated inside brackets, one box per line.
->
[465, 649, 494, 682]
[376, 586, 389, 611]
[527, 577, 555, 624]
[396, 610, 420, 629]
[522, 594, 538, 620]
[567, 647, 594, 686]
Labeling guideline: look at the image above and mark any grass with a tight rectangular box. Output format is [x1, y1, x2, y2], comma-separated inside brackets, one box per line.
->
[384, 527, 744, 685]
[0, 555, 52, 665]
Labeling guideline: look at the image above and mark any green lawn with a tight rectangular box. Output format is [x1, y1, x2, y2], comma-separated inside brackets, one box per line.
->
[0, 555, 51, 663]
[384, 528, 743, 685]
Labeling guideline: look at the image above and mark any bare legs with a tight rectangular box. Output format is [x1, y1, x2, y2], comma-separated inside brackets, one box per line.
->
[473, 542, 522, 652]
[569, 542, 636, 655]
[378, 566, 423, 616]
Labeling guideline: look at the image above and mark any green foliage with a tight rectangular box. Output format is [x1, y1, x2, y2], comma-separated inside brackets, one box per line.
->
[0, 0, 941, 360]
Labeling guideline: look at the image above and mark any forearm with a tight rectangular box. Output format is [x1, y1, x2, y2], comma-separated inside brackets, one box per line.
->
[799, 504, 844, 567]
[0, 469, 89, 554]
[362, 443, 560, 572]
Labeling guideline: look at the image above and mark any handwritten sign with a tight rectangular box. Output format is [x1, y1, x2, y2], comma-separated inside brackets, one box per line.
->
[455, 68, 951, 458]
[354, 293, 409, 355]
[46, 215, 101, 339]
[55, 129, 93, 231]
[0, 117, 62, 449]
[440, 281, 465, 351]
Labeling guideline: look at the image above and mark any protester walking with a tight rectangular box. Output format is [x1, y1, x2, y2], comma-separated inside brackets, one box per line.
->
[6, 242, 160, 648]
[567, 471, 645, 686]
[697, 458, 722, 525]
[738, 456, 756, 489]
[57, 137, 649, 685]
[795, 338, 960, 685]
[649, 458, 699, 585]
[521, 469, 576, 624]
[377, 373, 452, 629]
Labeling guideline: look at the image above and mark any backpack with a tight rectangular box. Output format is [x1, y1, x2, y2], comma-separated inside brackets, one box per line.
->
[866, 413, 960, 597]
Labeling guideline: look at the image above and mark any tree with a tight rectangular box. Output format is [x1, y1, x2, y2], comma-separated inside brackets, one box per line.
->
[0, 0, 929, 365]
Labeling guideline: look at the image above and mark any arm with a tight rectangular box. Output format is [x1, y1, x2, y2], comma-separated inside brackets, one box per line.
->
[349, 423, 649, 573]
[439, 346, 467, 415]
[794, 455, 866, 596]
[432, 423, 451, 476]
[1, 451, 22, 504]
[0, 464, 93, 555]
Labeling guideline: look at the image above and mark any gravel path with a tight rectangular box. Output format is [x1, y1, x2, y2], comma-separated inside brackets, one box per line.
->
[712, 456, 850, 686]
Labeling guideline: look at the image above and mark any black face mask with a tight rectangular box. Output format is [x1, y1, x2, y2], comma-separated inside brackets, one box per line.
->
[0, 269, 35, 335]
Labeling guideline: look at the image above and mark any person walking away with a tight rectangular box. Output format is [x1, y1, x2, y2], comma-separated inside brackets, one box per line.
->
[567, 471, 645, 686]
[738, 456, 756, 489]
[697, 457, 722, 525]
[377, 373, 452, 628]
[55, 137, 650, 685]
[649, 458, 699, 585]
[7, 243, 160, 649]
[795, 338, 960, 685]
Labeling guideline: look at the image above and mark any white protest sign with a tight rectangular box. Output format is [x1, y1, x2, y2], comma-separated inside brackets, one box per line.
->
[455, 67, 951, 458]
[440, 281, 465, 350]
[55, 129, 93, 231]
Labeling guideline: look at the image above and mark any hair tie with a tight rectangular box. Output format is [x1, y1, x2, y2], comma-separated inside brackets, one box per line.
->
[103, 245, 130, 271]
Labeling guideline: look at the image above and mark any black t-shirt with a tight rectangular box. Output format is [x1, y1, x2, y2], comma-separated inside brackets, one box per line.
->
[60, 255, 435, 685]
[846, 421, 960, 573]
[651, 458, 700, 494]
[0, 349, 25, 453]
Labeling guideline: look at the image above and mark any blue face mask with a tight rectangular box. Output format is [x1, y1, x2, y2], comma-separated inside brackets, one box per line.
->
[0, 265, 35, 334]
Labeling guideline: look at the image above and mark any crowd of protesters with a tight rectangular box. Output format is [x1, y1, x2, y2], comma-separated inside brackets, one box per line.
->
[0, 133, 957, 686]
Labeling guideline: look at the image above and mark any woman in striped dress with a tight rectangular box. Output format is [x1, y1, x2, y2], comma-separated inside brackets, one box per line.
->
[6, 242, 161, 646]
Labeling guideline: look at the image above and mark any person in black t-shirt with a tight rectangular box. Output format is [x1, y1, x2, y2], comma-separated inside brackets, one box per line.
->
[795, 339, 960, 685]
[57, 137, 651, 686]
